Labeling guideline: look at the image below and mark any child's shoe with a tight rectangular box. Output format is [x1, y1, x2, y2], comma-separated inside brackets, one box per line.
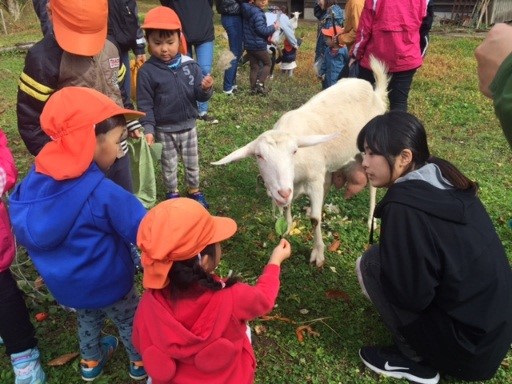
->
[165, 191, 180, 200]
[129, 361, 147, 381]
[80, 335, 118, 382]
[186, 191, 209, 209]
[11, 347, 46, 384]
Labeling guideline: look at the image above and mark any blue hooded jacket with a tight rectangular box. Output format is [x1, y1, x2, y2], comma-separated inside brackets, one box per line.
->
[9, 163, 147, 309]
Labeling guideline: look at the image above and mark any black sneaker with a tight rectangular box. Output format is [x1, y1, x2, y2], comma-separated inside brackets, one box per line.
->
[197, 113, 219, 124]
[359, 346, 440, 384]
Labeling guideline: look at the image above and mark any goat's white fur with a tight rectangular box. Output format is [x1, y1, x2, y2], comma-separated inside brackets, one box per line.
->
[290, 11, 301, 30]
[212, 56, 389, 267]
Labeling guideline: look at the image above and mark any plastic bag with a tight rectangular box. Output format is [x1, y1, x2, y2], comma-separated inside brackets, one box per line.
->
[127, 136, 157, 209]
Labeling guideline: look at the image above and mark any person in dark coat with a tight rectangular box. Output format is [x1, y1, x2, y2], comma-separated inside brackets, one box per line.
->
[356, 111, 512, 384]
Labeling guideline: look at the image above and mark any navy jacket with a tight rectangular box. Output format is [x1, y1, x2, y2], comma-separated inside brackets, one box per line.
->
[136, 54, 213, 134]
[241, 3, 276, 51]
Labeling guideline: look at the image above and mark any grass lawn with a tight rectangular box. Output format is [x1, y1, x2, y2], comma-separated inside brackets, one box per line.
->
[0, 2, 511, 383]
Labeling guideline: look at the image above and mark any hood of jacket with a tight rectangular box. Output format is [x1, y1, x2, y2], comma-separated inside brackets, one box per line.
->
[9, 163, 104, 251]
[375, 164, 470, 225]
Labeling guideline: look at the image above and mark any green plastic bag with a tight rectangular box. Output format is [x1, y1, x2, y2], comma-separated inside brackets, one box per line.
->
[127, 136, 157, 208]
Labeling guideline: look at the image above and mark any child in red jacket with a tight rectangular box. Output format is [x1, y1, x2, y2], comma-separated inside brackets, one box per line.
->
[0, 128, 46, 383]
[133, 198, 291, 384]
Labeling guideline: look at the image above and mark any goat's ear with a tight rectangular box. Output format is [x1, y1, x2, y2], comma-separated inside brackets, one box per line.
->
[296, 133, 339, 148]
[211, 142, 256, 165]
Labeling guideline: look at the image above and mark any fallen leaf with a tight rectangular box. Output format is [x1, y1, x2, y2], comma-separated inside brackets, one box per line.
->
[47, 352, 79, 366]
[295, 325, 320, 342]
[328, 239, 340, 252]
[325, 289, 351, 303]
[254, 324, 267, 335]
[299, 308, 309, 315]
[34, 276, 45, 290]
[259, 315, 293, 323]
[35, 312, 48, 322]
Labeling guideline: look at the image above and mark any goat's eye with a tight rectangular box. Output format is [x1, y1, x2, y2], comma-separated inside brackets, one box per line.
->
[256, 154, 264, 160]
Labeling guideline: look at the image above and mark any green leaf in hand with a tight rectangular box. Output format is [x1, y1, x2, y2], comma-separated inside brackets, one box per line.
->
[275, 216, 288, 237]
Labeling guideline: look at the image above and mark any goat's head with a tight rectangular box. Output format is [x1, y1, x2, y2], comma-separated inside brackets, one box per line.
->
[212, 131, 338, 207]
[291, 11, 301, 19]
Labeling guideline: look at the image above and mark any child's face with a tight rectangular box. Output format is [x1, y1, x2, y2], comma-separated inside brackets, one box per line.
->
[255, 0, 268, 9]
[94, 125, 127, 172]
[324, 35, 335, 48]
[148, 30, 181, 62]
[318, 0, 326, 10]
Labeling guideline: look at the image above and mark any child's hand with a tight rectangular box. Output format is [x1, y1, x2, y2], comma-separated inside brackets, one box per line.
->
[201, 74, 214, 90]
[145, 133, 155, 145]
[268, 239, 291, 266]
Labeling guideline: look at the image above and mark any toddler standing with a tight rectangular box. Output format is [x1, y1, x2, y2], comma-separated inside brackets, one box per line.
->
[241, 0, 279, 94]
[319, 27, 349, 89]
[133, 198, 291, 384]
[137, 6, 213, 208]
[9, 87, 148, 382]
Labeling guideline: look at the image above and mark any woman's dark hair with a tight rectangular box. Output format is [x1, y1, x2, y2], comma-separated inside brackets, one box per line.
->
[356, 111, 477, 192]
[168, 244, 239, 296]
[145, 29, 180, 41]
[95, 115, 126, 136]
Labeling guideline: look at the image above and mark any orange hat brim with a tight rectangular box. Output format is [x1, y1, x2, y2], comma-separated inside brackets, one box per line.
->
[139, 199, 237, 289]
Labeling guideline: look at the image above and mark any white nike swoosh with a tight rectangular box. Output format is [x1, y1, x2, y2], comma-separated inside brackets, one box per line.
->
[384, 361, 410, 371]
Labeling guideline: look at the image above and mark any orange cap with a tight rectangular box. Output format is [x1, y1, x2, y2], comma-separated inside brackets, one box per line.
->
[50, 0, 108, 56]
[138, 198, 237, 289]
[142, 6, 188, 55]
[36, 87, 144, 180]
[321, 28, 337, 37]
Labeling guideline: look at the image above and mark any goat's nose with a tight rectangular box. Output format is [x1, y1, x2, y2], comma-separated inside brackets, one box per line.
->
[278, 188, 292, 199]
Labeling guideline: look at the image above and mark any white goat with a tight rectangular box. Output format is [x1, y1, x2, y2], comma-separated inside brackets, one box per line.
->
[290, 11, 301, 30]
[212, 56, 389, 267]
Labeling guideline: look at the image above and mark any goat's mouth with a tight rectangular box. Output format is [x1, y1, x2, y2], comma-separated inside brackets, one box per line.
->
[272, 195, 292, 207]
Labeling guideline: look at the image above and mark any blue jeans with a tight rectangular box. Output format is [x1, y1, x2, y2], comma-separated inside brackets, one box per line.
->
[221, 15, 243, 92]
[358, 66, 417, 112]
[187, 41, 214, 114]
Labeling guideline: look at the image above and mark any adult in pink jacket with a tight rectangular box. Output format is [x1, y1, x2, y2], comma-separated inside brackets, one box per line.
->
[352, 0, 429, 111]
[132, 198, 291, 384]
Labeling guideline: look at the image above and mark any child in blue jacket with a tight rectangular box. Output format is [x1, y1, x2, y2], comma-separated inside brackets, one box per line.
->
[319, 27, 349, 89]
[9, 87, 148, 382]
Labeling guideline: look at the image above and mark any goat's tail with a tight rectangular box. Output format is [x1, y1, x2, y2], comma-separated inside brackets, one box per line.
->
[369, 55, 390, 111]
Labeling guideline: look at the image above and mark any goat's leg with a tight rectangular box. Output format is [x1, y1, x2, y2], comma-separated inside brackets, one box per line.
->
[308, 182, 326, 267]
[367, 185, 377, 230]
[284, 205, 293, 233]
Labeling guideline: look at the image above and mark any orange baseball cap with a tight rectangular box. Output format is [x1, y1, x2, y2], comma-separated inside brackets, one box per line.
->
[321, 28, 337, 37]
[138, 198, 237, 289]
[50, 0, 108, 56]
[142, 6, 188, 55]
[36, 87, 144, 180]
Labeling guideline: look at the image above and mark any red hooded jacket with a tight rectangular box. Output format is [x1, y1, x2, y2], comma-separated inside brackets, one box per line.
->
[133, 264, 281, 384]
